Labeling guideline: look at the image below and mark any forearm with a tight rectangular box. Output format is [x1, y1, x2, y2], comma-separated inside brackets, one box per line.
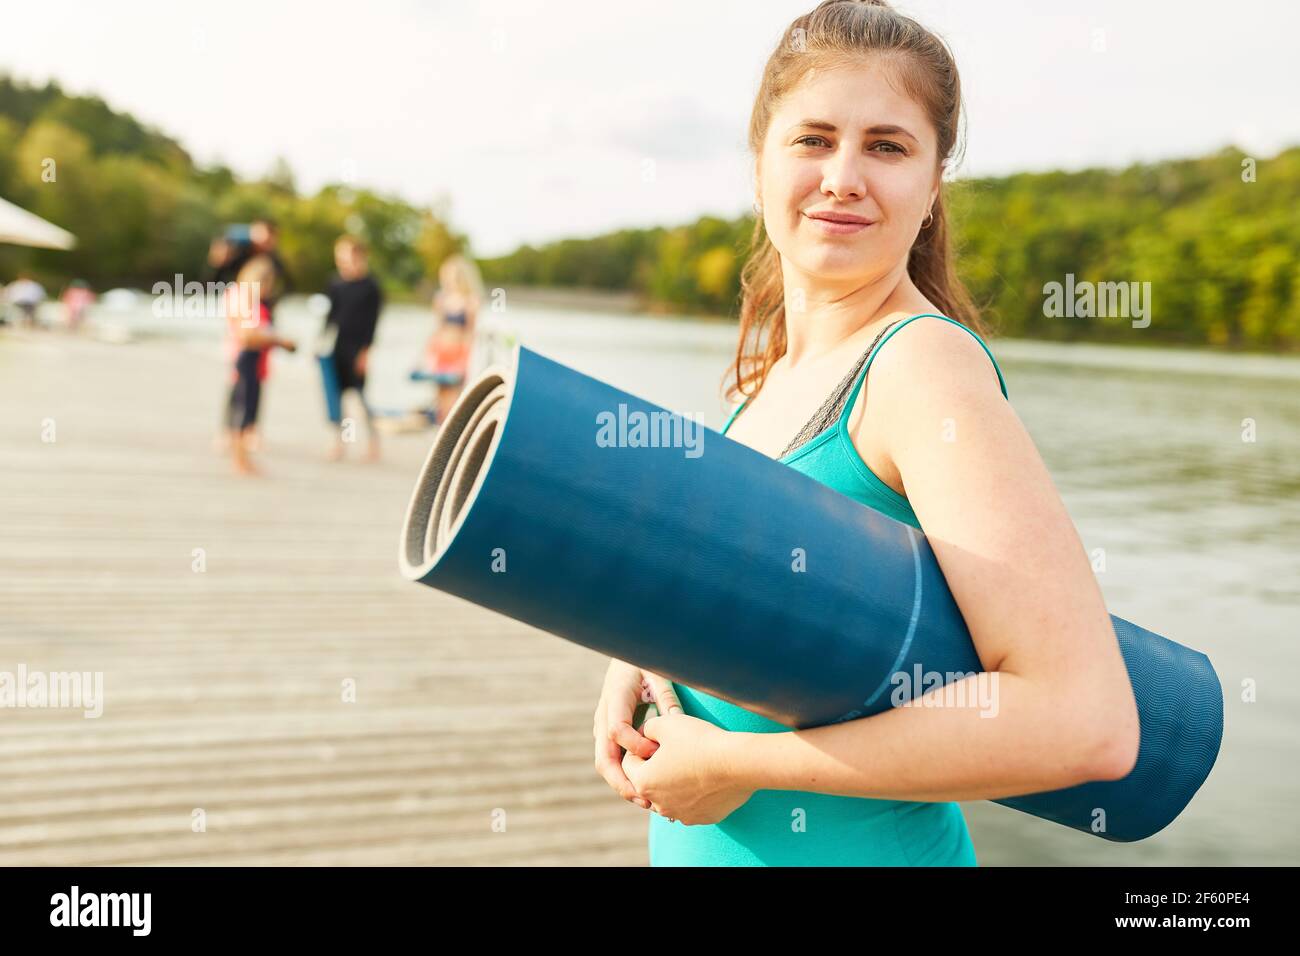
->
[724, 672, 1117, 803]
[239, 329, 279, 349]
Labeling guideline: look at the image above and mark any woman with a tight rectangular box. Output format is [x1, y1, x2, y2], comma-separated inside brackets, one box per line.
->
[593, 0, 1140, 866]
[224, 254, 297, 476]
[418, 254, 483, 424]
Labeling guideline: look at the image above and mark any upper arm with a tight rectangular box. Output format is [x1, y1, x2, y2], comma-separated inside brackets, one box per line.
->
[858, 320, 1139, 762]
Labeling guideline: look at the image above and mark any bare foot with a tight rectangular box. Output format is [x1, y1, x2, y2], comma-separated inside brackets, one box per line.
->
[365, 440, 381, 463]
[326, 442, 345, 462]
[233, 458, 261, 477]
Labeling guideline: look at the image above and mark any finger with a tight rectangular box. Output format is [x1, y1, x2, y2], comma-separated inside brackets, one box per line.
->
[621, 749, 646, 776]
[610, 718, 659, 760]
[593, 690, 650, 808]
[605, 662, 647, 716]
[606, 685, 658, 760]
[644, 672, 683, 715]
[594, 735, 645, 806]
[620, 751, 653, 810]
[640, 714, 666, 742]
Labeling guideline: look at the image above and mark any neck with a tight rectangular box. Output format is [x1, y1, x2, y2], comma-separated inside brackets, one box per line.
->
[780, 258, 915, 370]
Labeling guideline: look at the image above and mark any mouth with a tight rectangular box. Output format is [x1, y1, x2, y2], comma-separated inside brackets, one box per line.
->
[803, 212, 874, 235]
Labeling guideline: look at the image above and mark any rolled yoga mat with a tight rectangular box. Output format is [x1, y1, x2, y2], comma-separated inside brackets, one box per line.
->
[398, 345, 1223, 843]
[318, 353, 342, 425]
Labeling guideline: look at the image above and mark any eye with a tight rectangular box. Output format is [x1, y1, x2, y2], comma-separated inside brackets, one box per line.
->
[795, 135, 908, 155]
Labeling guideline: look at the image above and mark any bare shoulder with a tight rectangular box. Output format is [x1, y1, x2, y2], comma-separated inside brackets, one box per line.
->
[846, 315, 1007, 498]
[867, 315, 1004, 404]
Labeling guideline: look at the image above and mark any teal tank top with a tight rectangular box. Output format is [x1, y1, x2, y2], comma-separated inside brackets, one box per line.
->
[648, 313, 1010, 866]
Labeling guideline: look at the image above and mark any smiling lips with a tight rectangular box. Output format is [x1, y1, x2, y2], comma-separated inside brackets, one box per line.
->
[804, 210, 874, 235]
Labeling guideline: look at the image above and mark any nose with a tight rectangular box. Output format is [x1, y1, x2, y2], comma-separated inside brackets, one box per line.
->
[820, 144, 867, 203]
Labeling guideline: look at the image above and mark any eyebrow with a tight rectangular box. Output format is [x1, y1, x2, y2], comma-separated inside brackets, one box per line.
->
[789, 120, 919, 142]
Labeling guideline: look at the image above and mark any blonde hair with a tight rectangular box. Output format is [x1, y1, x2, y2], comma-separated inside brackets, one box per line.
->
[728, 0, 987, 403]
[227, 254, 278, 324]
[235, 254, 278, 299]
[439, 254, 485, 303]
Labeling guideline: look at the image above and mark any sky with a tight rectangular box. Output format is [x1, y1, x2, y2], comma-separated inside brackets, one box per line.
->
[2, 0, 1297, 256]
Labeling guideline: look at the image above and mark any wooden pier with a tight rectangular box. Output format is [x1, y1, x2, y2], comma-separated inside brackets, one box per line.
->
[0, 330, 647, 865]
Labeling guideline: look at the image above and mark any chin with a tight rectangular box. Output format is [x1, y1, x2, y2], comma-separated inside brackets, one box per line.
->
[798, 252, 869, 280]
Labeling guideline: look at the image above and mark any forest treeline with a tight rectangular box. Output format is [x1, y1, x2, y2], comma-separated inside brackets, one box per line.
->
[3, 75, 1296, 349]
[0, 76, 466, 298]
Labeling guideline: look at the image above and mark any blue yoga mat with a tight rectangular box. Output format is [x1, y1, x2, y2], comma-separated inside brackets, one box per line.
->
[398, 345, 1223, 842]
[318, 353, 342, 424]
[319, 353, 345, 424]
[410, 367, 466, 387]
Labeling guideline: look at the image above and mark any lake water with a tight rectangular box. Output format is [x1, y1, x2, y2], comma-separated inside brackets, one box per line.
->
[86, 294, 1299, 865]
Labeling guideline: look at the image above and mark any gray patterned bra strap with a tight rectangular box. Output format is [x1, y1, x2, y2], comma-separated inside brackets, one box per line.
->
[776, 319, 903, 460]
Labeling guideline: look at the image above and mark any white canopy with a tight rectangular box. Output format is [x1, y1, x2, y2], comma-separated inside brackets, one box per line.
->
[0, 195, 76, 250]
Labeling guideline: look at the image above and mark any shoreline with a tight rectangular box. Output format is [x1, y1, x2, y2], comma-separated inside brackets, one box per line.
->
[8, 301, 1296, 385]
[20, 286, 1297, 361]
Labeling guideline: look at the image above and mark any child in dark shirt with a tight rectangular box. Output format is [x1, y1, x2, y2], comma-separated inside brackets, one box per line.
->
[323, 235, 383, 461]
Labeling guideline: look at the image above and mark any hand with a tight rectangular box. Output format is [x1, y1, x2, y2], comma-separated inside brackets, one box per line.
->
[279, 337, 297, 353]
[355, 349, 368, 375]
[593, 659, 681, 811]
[622, 713, 754, 826]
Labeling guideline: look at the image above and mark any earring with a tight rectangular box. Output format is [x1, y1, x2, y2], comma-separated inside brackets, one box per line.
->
[921, 209, 934, 229]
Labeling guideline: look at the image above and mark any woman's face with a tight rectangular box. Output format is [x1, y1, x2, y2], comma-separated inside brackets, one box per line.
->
[757, 60, 940, 286]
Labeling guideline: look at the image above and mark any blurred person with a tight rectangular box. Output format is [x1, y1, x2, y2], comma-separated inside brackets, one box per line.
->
[417, 254, 483, 424]
[215, 220, 290, 453]
[204, 236, 241, 285]
[208, 233, 249, 450]
[6, 273, 47, 328]
[59, 280, 95, 332]
[229, 217, 291, 312]
[223, 255, 297, 476]
[321, 235, 383, 462]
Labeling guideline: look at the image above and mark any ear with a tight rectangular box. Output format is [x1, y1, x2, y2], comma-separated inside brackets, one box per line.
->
[928, 167, 943, 214]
